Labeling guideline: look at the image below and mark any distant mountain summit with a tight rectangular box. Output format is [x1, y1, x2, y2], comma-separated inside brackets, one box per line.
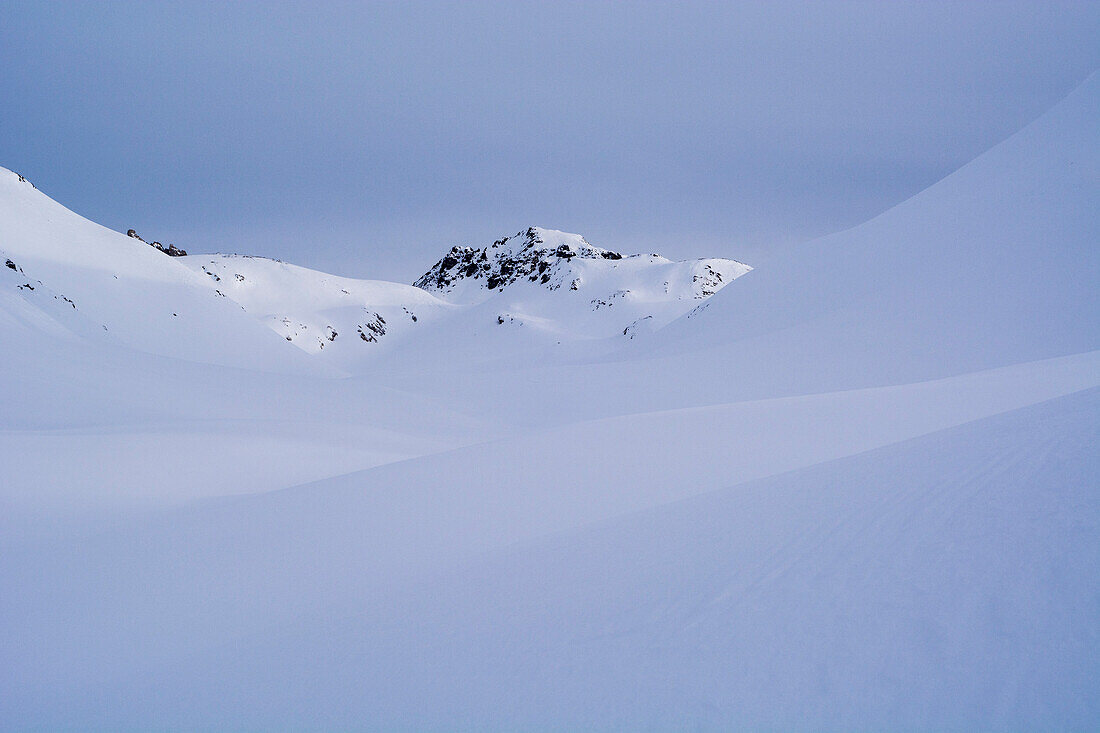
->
[414, 226, 751, 304]
[415, 227, 623, 293]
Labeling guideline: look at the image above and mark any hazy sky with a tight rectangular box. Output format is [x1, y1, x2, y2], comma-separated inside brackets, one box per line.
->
[2, 1, 1097, 280]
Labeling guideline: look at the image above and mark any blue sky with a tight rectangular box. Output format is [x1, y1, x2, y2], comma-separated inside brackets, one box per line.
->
[2, 1, 1097, 280]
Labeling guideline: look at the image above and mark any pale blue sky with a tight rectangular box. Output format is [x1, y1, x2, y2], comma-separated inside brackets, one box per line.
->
[2, 1, 1097, 279]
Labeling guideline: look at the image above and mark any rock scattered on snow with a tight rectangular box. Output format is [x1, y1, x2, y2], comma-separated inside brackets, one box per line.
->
[127, 229, 187, 257]
[357, 313, 387, 343]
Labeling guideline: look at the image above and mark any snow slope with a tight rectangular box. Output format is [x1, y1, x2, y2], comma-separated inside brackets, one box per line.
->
[651, 70, 1100, 376]
[0, 74, 1097, 730]
[1, 359, 1095, 728]
[180, 253, 453, 368]
[0, 169, 313, 371]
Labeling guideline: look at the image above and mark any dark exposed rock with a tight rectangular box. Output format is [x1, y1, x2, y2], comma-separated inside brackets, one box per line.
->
[128, 229, 187, 257]
[623, 315, 654, 339]
[692, 264, 724, 298]
[590, 290, 629, 310]
[414, 227, 624, 294]
[357, 313, 387, 343]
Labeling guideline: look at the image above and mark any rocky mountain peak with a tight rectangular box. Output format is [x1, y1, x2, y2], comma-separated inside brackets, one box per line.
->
[413, 226, 624, 295]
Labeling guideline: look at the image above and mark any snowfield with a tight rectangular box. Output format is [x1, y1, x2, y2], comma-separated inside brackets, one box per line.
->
[0, 74, 1096, 730]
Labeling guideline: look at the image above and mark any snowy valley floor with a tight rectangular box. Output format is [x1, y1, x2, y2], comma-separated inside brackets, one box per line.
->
[2, 369, 1097, 729]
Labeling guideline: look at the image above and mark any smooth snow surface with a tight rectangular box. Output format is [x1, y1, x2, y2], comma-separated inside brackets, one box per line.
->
[0, 75, 1097, 730]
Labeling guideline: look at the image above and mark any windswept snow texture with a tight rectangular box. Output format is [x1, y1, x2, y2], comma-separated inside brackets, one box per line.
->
[1, 75, 1098, 730]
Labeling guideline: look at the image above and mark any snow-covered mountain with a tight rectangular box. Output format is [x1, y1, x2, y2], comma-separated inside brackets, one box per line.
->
[0, 171, 750, 373]
[411, 225, 751, 343]
[175, 228, 752, 366]
[0, 75, 1097, 731]
[415, 226, 748, 302]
